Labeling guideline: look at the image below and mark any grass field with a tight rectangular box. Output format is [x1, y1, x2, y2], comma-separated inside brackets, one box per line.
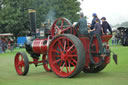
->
[0, 45, 128, 85]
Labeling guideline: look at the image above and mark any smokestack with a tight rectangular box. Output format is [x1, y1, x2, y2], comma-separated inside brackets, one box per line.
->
[28, 9, 36, 36]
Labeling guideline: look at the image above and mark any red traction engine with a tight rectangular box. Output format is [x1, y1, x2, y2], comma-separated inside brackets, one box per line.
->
[14, 10, 117, 78]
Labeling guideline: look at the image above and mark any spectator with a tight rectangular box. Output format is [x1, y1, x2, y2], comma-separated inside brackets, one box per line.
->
[112, 32, 118, 45]
[112, 34, 116, 45]
[0, 38, 3, 53]
[10, 38, 14, 52]
[1, 38, 5, 53]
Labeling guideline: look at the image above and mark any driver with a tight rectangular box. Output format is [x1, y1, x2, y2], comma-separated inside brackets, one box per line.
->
[73, 12, 88, 35]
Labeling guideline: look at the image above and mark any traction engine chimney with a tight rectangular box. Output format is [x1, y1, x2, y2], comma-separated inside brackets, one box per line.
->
[28, 9, 36, 36]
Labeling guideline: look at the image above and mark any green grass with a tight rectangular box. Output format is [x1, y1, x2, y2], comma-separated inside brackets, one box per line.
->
[0, 46, 128, 85]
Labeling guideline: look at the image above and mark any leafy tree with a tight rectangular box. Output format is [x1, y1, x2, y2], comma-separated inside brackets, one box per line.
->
[0, 0, 81, 37]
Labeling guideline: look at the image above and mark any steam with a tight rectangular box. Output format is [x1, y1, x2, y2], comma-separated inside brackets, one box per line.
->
[46, 9, 56, 23]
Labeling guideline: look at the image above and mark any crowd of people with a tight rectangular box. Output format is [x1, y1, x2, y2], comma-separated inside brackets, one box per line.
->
[0, 37, 14, 53]
[112, 30, 127, 45]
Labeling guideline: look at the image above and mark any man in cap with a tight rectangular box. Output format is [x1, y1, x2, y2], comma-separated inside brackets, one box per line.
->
[73, 12, 88, 35]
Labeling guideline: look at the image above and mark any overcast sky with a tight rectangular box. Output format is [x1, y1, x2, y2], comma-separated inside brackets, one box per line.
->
[78, 0, 128, 25]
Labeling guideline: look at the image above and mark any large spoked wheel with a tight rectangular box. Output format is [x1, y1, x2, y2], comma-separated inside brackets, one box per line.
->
[83, 64, 107, 73]
[42, 54, 52, 72]
[14, 52, 29, 75]
[48, 34, 85, 78]
[51, 18, 73, 37]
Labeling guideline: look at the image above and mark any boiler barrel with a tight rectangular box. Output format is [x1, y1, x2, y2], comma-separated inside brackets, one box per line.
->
[32, 39, 48, 54]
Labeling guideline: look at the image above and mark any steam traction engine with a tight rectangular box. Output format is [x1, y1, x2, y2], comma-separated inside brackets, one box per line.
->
[14, 10, 117, 78]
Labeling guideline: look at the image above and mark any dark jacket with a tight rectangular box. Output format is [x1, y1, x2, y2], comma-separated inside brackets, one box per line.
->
[94, 23, 102, 34]
[102, 21, 112, 34]
[90, 17, 97, 29]
[75, 17, 88, 35]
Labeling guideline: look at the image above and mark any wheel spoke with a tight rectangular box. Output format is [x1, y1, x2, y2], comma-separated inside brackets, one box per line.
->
[65, 26, 71, 30]
[60, 19, 64, 30]
[18, 61, 21, 66]
[57, 40, 64, 49]
[67, 44, 75, 52]
[52, 49, 61, 54]
[69, 49, 77, 54]
[60, 62, 65, 72]
[55, 24, 60, 30]
[68, 61, 71, 72]
[67, 40, 70, 49]
[68, 55, 78, 57]
[57, 41, 64, 54]
[53, 54, 61, 58]
[58, 60, 63, 67]
[19, 66, 22, 71]
[61, 27, 70, 33]
[65, 61, 69, 73]
[70, 61, 76, 66]
[71, 58, 77, 64]
[64, 39, 67, 51]
[53, 59, 62, 64]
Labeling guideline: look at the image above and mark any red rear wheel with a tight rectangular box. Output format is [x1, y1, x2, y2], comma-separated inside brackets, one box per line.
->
[48, 34, 85, 78]
[42, 54, 52, 72]
[14, 52, 29, 75]
[51, 18, 72, 37]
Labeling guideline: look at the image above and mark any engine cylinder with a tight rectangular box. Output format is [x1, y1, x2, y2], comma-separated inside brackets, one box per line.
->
[32, 39, 48, 54]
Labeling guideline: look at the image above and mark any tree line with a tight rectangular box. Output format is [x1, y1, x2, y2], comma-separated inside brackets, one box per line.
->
[0, 0, 81, 37]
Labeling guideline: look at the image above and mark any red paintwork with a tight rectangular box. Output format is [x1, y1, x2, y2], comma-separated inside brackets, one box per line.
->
[79, 37, 90, 66]
[48, 36, 77, 77]
[31, 35, 112, 72]
[15, 53, 25, 75]
[32, 39, 48, 54]
[79, 35, 112, 67]
[28, 55, 51, 71]
[51, 18, 72, 37]
[42, 54, 51, 72]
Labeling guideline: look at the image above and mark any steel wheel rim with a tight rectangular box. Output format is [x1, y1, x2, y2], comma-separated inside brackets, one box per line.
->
[49, 36, 78, 77]
[15, 53, 25, 75]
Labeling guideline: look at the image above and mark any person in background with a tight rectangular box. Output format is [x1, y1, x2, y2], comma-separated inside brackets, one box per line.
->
[101, 17, 112, 35]
[10, 38, 14, 52]
[90, 13, 98, 30]
[73, 12, 88, 35]
[112, 34, 116, 45]
[0, 37, 3, 53]
[1, 38, 5, 53]
[89, 18, 102, 35]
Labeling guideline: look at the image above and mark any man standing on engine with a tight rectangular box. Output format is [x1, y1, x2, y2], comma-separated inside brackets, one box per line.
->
[73, 12, 88, 35]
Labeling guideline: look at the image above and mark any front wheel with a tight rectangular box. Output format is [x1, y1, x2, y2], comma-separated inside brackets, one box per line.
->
[14, 52, 29, 75]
